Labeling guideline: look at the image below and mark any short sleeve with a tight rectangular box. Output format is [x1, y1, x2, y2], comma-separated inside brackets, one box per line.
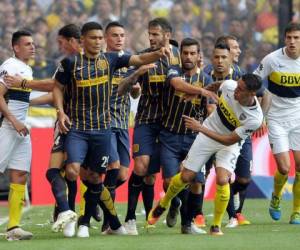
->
[0, 60, 17, 87]
[106, 52, 131, 74]
[235, 119, 262, 140]
[253, 55, 272, 80]
[54, 58, 72, 86]
[166, 66, 181, 82]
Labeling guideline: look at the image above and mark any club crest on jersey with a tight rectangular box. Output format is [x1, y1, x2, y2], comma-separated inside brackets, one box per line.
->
[170, 56, 180, 65]
[239, 113, 247, 121]
[0, 70, 8, 77]
[97, 60, 107, 70]
[57, 63, 64, 72]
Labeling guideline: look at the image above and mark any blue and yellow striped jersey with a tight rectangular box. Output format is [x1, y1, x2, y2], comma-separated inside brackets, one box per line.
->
[135, 45, 181, 125]
[163, 66, 213, 134]
[110, 66, 134, 129]
[55, 52, 131, 131]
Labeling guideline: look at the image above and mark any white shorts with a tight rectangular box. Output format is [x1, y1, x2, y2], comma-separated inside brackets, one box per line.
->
[183, 132, 242, 174]
[0, 127, 32, 173]
[267, 118, 300, 154]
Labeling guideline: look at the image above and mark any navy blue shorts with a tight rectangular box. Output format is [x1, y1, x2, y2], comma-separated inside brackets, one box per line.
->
[65, 129, 111, 174]
[235, 137, 252, 179]
[133, 123, 161, 157]
[108, 128, 130, 167]
[51, 122, 65, 153]
[147, 141, 161, 175]
[159, 129, 204, 183]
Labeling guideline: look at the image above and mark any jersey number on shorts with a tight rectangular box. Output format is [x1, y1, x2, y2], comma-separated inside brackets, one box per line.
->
[101, 156, 109, 168]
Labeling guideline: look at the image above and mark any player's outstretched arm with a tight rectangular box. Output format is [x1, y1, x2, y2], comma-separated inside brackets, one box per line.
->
[4, 74, 54, 92]
[30, 92, 53, 106]
[129, 47, 170, 66]
[118, 64, 156, 96]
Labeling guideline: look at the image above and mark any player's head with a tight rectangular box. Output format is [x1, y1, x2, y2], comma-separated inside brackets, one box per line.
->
[12, 30, 35, 62]
[148, 18, 172, 50]
[215, 35, 241, 64]
[180, 38, 200, 71]
[57, 24, 81, 55]
[234, 74, 262, 104]
[212, 42, 232, 74]
[105, 21, 125, 52]
[81, 22, 104, 57]
[284, 22, 300, 59]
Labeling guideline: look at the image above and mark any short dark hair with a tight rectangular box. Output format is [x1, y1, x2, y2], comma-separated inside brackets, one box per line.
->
[180, 38, 200, 53]
[242, 73, 262, 91]
[58, 24, 81, 40]
[214, 42, 230, 51]
[105, 21, 124, 33]
[284, 22, 300, 36]
[215, 35, 237, 46]
[12, 30, 32, 46]
[148, 18, 172, 33]
[81, 22, 103, 36]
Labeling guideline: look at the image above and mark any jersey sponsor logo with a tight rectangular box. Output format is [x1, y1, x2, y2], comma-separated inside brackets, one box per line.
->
[76, 75, 109, 87]
[112, 77, 123, 85]
[218, 94, 240, 128]
[269, 72, 300, 87]
[259, 63, 264, 71]
[97, 60, 108, 70]
[149, 74, 166, 83]
[245, 129, 254, 133]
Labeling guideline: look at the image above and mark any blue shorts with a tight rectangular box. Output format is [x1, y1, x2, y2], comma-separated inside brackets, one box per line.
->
[65, 129, 111, 174]
[235, 137, 252, 179]
[133, 123, 161, 157]
[147, 141, 161, 175]
[51, 122, 65, 153]
[159, 129, 204, 183]
[109, 128, 130, 167]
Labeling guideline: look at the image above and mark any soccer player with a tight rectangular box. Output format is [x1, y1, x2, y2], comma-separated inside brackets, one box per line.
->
[0, 30, 44, 240]
[53, 21, 170, 238]
[147, 73, 263, 236]
[100, 21, 141, 232]
[123, 18, 181, 235]
[254, 22, 300, 224]
[159, 38, 214, 234]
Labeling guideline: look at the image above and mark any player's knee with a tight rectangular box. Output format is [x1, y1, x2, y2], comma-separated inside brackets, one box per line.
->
[65, 165, 80, 181]
[134, 158, 148, 176]
[278, 166, 290, 175]
[9, 170, 28, 185]
[236, 176, 251, 185]
[190, 182, 202, 194]
[107, 161, 120, 171]
[216, 175, 230, 186]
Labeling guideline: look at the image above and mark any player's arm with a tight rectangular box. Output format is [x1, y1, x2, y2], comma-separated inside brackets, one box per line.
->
[0, 84, 28, 136]
[128, 47, 170, 66]
[30, 92, 53, 106]
[4, 75, 54, 91]
[53, 80, 70, 134]
[118, 64, 156, 96]
[170, 77, 218, 102]
[204, 81, 223, 93]
[183, 115, 241, 146]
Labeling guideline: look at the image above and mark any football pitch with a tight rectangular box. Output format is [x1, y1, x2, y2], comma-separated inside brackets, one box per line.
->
[0, 199, 299, 250]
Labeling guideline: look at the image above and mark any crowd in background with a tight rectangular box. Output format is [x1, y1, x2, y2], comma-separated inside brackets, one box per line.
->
[0, 0, 300, 79]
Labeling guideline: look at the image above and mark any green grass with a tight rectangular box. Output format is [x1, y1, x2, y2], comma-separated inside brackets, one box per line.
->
[0, 199, 299, 250]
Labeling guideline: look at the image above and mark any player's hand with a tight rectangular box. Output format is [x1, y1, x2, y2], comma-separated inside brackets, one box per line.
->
[252, 122, 267, 138]
[4, 74, 23, 88]
[130, 82, 141, 99]
[159, 47, 171, 59]
[200, 88, 219, 103]
[136, 64, 157, 76]
[57, 111, 71, 134]
[12, 119, 29, 136]
[183, 115, 203, 132]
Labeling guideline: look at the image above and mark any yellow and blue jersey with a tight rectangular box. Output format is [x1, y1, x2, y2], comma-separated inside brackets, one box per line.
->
[163, 65, 213, 134]
[110, 66, 134, 129]
[203, 63, 244, 81]
[55, 52, 131, 131]
[135, 45, 181, 125]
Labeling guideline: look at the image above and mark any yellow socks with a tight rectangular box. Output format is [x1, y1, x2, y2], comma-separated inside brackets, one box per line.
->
[160, 173, 188, 208]
[79, 181, 87, 216]
[7, 183, 25, 230]
[100, 186, 117, 216]
[274, 170, 288, 197]
[293, 172, 300, 213]
[213, 183, 230, 227]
